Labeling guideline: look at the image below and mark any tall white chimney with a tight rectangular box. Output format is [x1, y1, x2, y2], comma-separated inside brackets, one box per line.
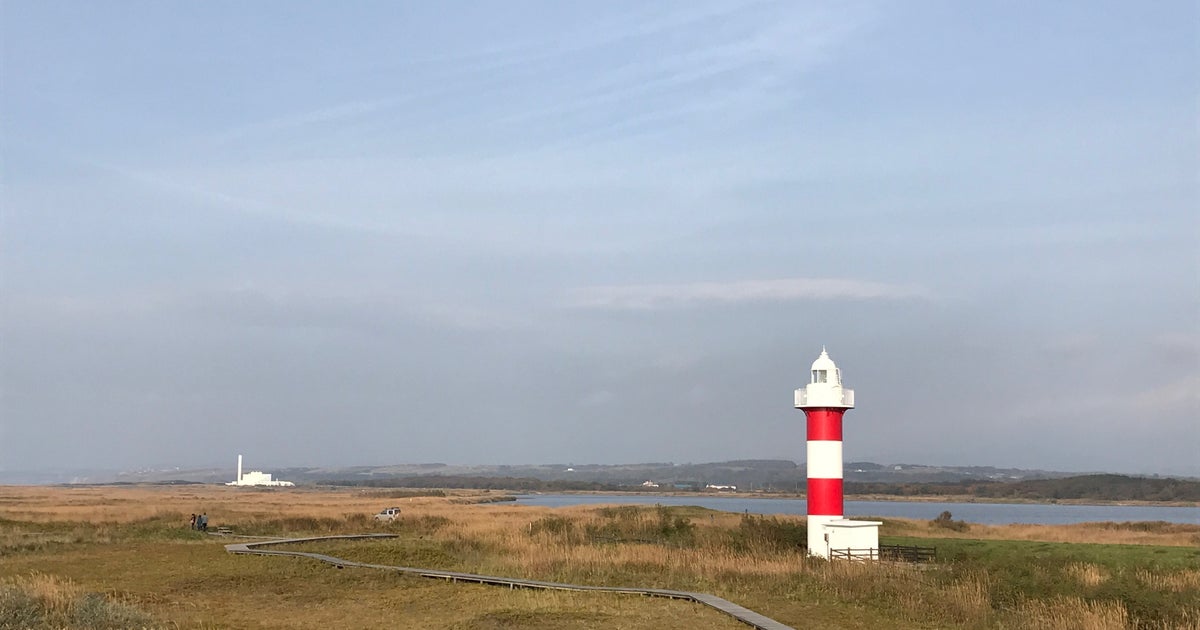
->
[237, 454, 243, 484]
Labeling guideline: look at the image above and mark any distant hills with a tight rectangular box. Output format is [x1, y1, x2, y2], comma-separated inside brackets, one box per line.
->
[305, 463, 1200, 502]
[300, 459, 1086, 489]
[848, 474, 1200, 503]
[4, 460, 1197, 503]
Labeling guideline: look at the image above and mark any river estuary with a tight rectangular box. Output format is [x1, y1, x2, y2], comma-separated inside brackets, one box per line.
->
[514, 494, 1200, 525]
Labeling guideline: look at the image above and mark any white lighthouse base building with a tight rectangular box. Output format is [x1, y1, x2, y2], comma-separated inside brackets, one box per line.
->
[821, 519, 882, 560]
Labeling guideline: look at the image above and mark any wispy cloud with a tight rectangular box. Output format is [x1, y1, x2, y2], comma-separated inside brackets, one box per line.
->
[196, 3, 874, 156]
[563, 277, 930, 310]
[497, 3, 874, 148]
[2, 286, 530, 334]
[209, 97, 407, 145]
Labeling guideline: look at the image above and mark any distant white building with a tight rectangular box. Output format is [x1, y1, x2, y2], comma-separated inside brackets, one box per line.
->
[705, 484, 737, 491]
[642, 480, 659, 488]
[226, 455, 294, 487]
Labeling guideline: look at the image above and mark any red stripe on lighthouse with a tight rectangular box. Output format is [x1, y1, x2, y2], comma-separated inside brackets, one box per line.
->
[806, 409, 844, 441]
[806, 478, 843, 516]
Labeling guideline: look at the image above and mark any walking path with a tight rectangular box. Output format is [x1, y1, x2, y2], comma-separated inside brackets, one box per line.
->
[224, 534, 795, 630]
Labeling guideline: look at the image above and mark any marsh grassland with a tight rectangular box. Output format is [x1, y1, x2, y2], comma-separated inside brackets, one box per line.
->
[1, 485, 1197, 629]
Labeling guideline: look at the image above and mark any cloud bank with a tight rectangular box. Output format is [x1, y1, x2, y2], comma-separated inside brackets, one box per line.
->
[564, 278, 931, 310]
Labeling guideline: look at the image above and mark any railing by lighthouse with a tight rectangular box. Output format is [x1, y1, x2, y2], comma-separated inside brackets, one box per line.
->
[794, 389, 854, 407]
[829, 548, 879, 561]
[830, 545, 937, 563]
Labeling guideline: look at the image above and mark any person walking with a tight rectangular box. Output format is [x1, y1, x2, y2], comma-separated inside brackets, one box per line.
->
[189, 513, 196, 530]
[199, 513, 208, 532]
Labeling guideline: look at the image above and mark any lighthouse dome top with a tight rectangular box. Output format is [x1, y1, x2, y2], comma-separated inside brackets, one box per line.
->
[810, 347, 837, 372]
[810, 347, 842, 386]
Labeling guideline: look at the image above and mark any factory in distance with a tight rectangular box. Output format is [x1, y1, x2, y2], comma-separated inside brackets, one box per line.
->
[226, 454, 294, 487]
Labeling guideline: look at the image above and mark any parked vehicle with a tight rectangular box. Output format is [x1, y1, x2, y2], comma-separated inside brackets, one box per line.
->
[373, 507, 402, 521]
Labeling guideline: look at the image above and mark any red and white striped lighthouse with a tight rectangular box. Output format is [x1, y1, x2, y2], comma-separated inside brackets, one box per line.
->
[795, 347, 855, 558]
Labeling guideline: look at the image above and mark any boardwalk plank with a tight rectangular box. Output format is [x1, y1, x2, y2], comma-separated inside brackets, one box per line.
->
[224, 534, 796, 629]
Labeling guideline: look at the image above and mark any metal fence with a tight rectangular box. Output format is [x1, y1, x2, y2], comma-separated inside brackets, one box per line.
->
[829, 547, 880, 561]
[829, 545, 937, 562]
[879, 544, 937, 562]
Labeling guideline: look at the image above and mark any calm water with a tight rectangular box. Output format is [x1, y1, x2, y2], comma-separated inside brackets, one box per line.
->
[514, 494, 1200, 525]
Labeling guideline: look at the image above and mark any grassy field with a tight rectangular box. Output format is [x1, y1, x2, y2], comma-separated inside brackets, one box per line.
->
[1, 485, 1197, 629]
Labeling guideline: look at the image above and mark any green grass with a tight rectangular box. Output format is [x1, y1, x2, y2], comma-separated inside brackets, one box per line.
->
[885, 535, 1200, 628]
[885, 535, 1200, 570]
[0, 543, 743, 629]
[5, 507, 1199, 630]
[299, 526, 1200, 629]
[0, 515, 747, 629]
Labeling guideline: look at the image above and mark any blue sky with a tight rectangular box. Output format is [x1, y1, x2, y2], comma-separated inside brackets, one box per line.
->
[2, 1, 1196, 475]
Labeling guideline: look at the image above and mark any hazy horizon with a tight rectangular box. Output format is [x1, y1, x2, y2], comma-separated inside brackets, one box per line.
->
[3, 2, 1197, 477]
[4, 456, 1197, 481]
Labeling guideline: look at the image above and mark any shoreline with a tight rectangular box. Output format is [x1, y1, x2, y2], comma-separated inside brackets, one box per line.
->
[514, 489, 1200, 509]
[17, 483, 1197, 509]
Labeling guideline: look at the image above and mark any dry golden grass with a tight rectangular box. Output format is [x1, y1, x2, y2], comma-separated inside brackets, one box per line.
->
[2, 485, 1195, 546]
[3, 485, 1198, 630]
[878, 516, 1200, 547]
[0, 484, 459, 524]
[0, 487, 757, 629]
[1066, 562, 1110, 587]
[0, 571, 163, 629]
[945, 574, 992, 621]
[1136, 568, 1200, 592]
[5, 572, 77, 613]
[1012, 596, 1128, 630]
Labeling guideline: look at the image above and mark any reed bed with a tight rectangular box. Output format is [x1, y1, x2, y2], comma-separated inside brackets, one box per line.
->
[3, 485, 1198, 629]
[1012, 596, 1129, 630]
[4, 485, 1195, 546]
[0, 572, 162, 629]
[941, 521, 1200, 547]
[300, 499, 1200, 629]
[1136, 568, 1200, 592]
[1066, 562, 1111, 587]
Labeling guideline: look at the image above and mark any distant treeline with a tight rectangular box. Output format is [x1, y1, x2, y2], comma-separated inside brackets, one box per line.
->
[846, 474, 1200, 502]
[318, 476, 631, 492]
[317, 473, 1199, 502]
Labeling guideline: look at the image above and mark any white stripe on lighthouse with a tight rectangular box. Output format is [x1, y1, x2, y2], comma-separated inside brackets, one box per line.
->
[806, 440, 843, 479]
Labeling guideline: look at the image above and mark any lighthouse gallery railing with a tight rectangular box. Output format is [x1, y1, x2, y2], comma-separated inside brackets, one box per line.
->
[794, 389, 854, 407]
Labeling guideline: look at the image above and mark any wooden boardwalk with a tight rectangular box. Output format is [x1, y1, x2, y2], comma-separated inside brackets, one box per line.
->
[224, 534, 796, 630]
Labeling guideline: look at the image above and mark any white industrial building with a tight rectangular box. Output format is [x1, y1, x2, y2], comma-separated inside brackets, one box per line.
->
[226, 455, 294, 487]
